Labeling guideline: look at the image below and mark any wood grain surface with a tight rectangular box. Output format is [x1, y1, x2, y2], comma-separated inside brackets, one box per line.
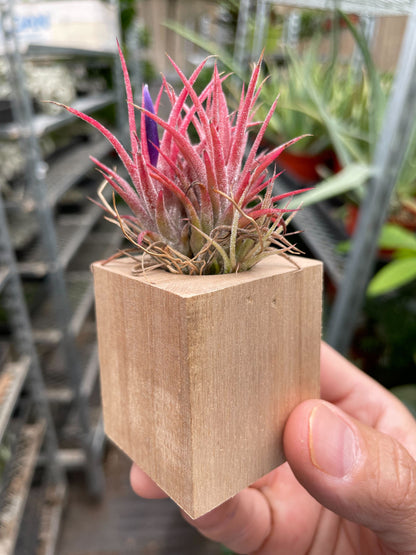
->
[92, 255, 322, 518]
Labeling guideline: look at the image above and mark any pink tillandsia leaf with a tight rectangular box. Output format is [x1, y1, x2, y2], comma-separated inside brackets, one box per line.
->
[56, 47, 311, 274]
[52, 103, 135, 177]
[117, 40, 138, 157]
[90, 156, 153, 229]
[227, 54, 263, 187]
[158, 57, 210, 172]
[136, 106, 207, 184]
[251, 135, 310, 185]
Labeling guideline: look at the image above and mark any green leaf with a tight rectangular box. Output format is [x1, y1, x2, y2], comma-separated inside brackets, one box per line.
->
[367, 256, 416, 296]
[287, 163, 371, 207]
[163, 20, 240, 77]
[378, 224, 416, 252]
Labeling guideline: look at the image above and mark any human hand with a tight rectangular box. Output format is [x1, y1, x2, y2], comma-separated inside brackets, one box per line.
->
[130, 342, 416, 554]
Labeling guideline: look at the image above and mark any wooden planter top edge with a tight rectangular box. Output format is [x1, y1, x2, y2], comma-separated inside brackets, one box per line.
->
[91, 255, 322, 298]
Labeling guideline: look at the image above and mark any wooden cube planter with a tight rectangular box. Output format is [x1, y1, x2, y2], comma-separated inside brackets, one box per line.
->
[92, 255, 322, 518]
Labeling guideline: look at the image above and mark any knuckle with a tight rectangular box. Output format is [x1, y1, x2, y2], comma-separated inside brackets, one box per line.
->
[381, 441, 416, 518]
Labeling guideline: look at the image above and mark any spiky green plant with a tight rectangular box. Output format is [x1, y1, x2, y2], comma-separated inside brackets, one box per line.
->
[56, 46, 309, 275]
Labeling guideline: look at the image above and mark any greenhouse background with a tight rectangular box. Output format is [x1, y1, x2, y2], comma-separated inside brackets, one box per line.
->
[0, 0, 415, 553]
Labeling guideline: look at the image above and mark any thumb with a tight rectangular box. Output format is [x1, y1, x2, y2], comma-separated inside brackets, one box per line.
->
[284, 400, 416, 553]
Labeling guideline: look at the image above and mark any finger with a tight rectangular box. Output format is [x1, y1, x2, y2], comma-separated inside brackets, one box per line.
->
[182, 486, 272, 554]
[183, 463, 321, 555]
[320, 343, 416, 455]
[320, 341, 394, 410]
[130, 464, 168, 499]
[284, 399, 416, 554]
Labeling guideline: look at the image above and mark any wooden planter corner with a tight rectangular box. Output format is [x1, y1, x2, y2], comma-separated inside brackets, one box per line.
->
[92, 255, 322, 518]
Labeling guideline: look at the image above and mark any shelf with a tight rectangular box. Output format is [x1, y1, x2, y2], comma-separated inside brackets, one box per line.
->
[68, 274, 95, 339]
[58, 407, 105, 469]
[39, 312, 99, 404]
[46, 333, 99, 404]
[32, 229, 124, 347]
[27, 482, 67, 555]
[46, 138, 114, 207]
[0, 357, 31, 443]
[67, 228, 126, 271]
[38, 363, 104, 468]
[0, 0, 122, 507]
[31, 273, 91, 345]
[0, 421, 46, 555]
[17, 202, 103, 278]
[7, 210, 39, 253]
[61, 352, 101, 439]
[269, 0, 415, 15]
[37, 482, 67, 555]
[0, 92, 116, 140]
[25, 44, 117, 59]
[4, 137, 114, 213]
[91, 412, 106, 461]
[13, 470, 46, 555]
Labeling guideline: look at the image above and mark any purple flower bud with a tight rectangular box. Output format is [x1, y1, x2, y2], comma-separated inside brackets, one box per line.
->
[143, 84, 159, 167]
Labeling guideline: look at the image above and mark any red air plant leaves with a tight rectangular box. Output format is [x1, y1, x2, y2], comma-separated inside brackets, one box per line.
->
[56, 47, 310, 274]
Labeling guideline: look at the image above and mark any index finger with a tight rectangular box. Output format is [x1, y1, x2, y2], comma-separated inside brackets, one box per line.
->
[130, 464, 168, 499]
[320, 341, 416, 456]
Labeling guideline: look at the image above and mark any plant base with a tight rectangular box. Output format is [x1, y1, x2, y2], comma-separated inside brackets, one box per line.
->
[92, 255, 322, 518]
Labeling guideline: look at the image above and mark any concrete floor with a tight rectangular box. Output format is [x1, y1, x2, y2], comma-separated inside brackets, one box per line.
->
[56, 445, 224, 555]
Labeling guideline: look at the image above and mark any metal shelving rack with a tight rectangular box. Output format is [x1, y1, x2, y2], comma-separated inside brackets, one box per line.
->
[0, 190, 66, 554]
[235, 0, 416, 353]
[0, 0, 125, 505]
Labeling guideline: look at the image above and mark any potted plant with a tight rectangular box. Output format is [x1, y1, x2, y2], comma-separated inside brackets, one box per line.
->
[56, 46, 322, 518]
[167, 12, 377, 179]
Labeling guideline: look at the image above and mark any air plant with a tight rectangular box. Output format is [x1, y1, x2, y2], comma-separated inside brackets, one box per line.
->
[55, 46, 309, 275]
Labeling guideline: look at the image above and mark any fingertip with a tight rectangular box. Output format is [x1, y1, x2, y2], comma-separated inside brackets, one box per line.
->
[283, 399, 321, 468]
[284, 399, 360, 481]
[182, 488, 272, 553]
[130, 464, 168, 499]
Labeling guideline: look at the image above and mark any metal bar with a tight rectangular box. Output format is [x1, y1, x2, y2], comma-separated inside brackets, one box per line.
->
[46, 138, 113, 207]
[0, 92, 116, 140]
[252, 0, 270, 60]
[263, 0, 415, 16]
[283, 10, 301, 47]
[17, 205, 103, 278]
[0, 358, 30, 442]
[47, 340, 98, 404]
[326, 5, 416, 353]
[0, 266, 10, 292]
[233, 0, 252, 67]
[37, 481, 67, 555]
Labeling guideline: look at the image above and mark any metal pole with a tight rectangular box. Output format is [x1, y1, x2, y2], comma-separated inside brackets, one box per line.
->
[252, 0, 270, 60]
[233, 0, 252, 67]
[326, 5, 416, 353]
[283, 10, 301, 48]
